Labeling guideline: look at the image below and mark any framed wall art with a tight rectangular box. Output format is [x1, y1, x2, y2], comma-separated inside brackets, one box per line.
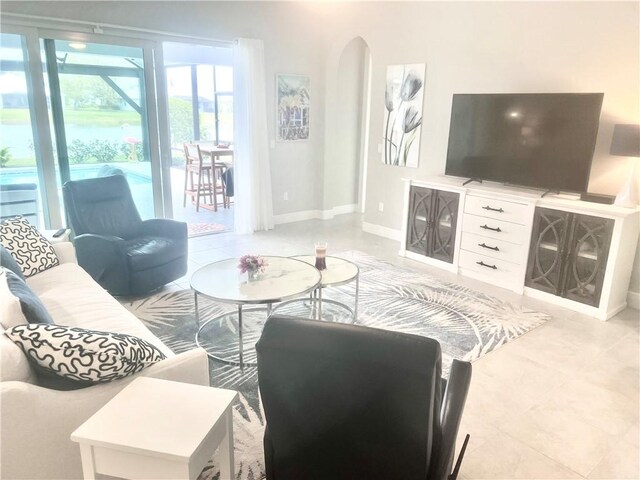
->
[276, 74, 310, 141]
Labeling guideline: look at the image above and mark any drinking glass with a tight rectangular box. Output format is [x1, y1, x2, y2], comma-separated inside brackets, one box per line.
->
[315, 242, 327, 271]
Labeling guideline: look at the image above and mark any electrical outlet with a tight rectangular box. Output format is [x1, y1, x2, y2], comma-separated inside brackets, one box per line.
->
[377, 143, 383, 154]
[378, 202, 384, 212]
[270, 140, 275, 149]
[284, 192, 289, 201]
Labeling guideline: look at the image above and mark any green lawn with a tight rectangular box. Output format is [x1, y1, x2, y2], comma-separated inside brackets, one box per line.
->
[2, 158, 37, 167]
[2, 156, 132, 168]
[1, 108, 140, 127]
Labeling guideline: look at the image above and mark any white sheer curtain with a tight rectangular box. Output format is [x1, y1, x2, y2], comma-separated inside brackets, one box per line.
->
[233, 38, 274, 234]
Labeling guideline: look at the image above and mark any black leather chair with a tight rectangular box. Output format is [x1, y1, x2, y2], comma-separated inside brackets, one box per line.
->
[63, 174, 188, 296]
[256, 315, 472, 480]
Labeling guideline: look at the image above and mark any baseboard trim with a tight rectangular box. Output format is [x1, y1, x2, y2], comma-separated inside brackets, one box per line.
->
[273, 210, 320, 225]
[362, 221, 402, 241]
[628, 290, 640, 310]
[331, 203, 358, 216]
[273, 204, 359, 225]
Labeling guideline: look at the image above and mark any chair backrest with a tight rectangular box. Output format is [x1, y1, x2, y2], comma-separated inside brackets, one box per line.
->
[63, 174, 142, 239]
[256, 315, 444, 480]
[183, 143, 204, 167]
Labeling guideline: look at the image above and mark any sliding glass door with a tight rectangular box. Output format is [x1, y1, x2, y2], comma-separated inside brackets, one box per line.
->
[163, 41, 235, 235]
[0, 32, 49, 226]
[43, 38, 155, 219]
[1, 22, 233, 231]
[1, 25, 169, 228]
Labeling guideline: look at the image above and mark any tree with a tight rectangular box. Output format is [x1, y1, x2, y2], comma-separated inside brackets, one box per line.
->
[169, 98, 194, 144]
[59, 75, 123, 110]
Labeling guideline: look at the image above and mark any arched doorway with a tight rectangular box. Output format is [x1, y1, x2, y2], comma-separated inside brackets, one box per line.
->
[323, 36, 372, 215]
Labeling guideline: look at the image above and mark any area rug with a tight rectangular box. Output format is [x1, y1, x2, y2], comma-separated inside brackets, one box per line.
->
[123, 251, 550, 480]
[187, 222, 227, 238]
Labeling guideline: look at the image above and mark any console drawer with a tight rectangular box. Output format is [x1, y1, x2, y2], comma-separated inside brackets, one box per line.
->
[464, 194, 530, 225]
[460, 232, 525, 265]
[462, 213, 527, 244]
[458, 249, 523, 285]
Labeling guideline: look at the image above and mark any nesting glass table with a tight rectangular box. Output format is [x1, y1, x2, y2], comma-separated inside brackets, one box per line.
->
[192, 256, 321, 369]
[192, 255, 359, 369]
[272, 255, 360, 320]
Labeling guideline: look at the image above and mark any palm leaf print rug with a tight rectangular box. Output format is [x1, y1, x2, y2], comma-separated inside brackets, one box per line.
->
[123, 251, 550, 480]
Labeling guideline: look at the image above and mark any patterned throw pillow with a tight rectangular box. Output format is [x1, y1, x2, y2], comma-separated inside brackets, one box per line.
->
[0, 217, 59, 277]
[0, 268, 54, 327]
[5, 324, 167, 383]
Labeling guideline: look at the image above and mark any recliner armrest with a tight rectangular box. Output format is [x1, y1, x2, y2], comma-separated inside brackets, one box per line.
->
[138, 218, 187, 240]
[74, 234, 129, 294]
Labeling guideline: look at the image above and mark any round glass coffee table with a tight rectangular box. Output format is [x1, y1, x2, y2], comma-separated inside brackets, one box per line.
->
[192, 256, 321, 369]
[273, 255, 359, 321]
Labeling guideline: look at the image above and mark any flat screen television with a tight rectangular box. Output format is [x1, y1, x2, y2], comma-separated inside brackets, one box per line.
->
[444, 93, 604, 193]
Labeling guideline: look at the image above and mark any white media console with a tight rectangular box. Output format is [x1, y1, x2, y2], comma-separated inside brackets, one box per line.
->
[400, 176, 640, 320]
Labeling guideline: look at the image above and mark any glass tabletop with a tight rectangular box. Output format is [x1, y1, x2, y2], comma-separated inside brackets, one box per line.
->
[291, 255, 359, 287]
[191, 256, 321, 304]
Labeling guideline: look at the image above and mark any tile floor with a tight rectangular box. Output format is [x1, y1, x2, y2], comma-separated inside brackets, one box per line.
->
[169, 213, 639, 479]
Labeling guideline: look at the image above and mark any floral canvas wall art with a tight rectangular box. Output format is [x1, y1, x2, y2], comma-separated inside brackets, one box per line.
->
[277, 74, 310, 141]
[383, 64, 426, 167]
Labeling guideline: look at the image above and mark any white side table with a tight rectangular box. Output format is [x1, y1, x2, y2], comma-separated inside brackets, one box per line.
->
[71, 377, 238, 480]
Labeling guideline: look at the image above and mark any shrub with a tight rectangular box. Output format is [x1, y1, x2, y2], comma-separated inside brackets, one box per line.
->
[0, 146, 11, 167]
[89, 140, 119, 163]
[68, 139, 120, 164]
[119, 142, 145, 161]
[68, 140, 93, 164]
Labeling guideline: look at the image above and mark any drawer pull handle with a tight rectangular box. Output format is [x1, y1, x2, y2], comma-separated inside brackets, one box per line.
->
[476, 261, 498, 270]
[480, 224, 502, 232]
[478, 242, 499, 251]
[483, 205, 504, 213]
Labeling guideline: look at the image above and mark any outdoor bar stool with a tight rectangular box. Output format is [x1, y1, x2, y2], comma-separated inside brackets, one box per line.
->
[212, 163, 229, 211]
[183, 143, 214, 212]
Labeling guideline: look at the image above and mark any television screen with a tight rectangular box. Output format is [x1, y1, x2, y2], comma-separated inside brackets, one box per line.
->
[445, 93, 604, 192]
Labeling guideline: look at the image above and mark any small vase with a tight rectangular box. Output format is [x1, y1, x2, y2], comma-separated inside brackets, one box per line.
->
[247, 269, 259, 281]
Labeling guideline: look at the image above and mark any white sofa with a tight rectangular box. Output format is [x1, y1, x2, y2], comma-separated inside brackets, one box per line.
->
[1, 242, 210, 480]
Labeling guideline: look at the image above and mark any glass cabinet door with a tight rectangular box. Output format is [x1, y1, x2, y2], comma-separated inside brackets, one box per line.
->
[525, 207, 571, 295]
[406, 186, 434, 256]
[561, 214, 613, 306]
[430, 190, 459, 264]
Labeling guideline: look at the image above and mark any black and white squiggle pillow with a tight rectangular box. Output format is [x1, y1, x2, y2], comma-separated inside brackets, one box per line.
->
[0, 217, 59, 277]
[5, 324, 167, 383]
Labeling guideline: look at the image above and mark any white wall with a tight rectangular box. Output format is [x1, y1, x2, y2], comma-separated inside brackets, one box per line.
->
[324, 2, 640, 232]
[322, 37, 366, 211]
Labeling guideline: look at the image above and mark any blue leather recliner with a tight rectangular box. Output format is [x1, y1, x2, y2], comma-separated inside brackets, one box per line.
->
[63, 174, 188, 296]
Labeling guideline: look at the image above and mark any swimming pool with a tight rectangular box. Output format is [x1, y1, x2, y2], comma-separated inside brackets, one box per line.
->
[0, 164, 152, 186]
[0, 164, 154, 220]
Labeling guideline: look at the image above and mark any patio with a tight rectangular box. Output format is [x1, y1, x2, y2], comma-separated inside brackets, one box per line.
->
[169, 164, 234, 236]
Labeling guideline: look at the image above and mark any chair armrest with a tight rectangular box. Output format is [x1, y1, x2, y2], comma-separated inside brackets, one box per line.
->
[138, 218, 187, 240]
[74, 234, 129, 294]
[53, 241, 77, 264]
[430, 359, 472, 480]
[0, 348, 209, 480]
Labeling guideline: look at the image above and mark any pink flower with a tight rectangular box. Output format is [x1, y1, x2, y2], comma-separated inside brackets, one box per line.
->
[238, 255, 268, 274]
